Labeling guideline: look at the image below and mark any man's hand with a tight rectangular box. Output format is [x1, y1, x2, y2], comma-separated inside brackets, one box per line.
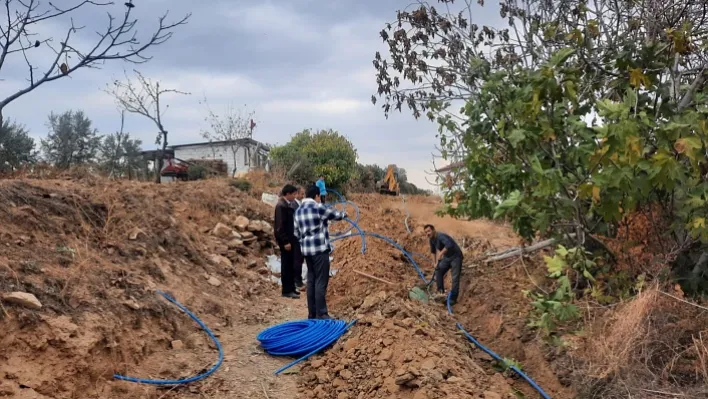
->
[284, 243, 292, 251]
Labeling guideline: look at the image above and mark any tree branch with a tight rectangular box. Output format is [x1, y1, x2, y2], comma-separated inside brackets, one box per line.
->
[0, 0, 190, 122]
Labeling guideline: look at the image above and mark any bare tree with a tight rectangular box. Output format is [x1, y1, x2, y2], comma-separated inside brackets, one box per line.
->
[0, 0, 190, 125]
[200, 99, 256, 176]
[106, 69, 188, 183]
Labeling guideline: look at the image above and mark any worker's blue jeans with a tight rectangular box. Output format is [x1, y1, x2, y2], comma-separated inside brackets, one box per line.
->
[305, 250, 331, 319]
[436, 254, 463, 302]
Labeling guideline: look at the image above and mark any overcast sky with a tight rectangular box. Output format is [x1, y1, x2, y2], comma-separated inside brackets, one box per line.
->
[2, 0, 501, 190]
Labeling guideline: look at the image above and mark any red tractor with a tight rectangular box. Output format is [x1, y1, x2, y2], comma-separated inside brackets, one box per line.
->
[160, 156, 189, 180]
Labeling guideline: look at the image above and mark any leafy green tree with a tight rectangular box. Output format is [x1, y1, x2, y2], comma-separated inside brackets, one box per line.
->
[349, 163, 385, 192]
[41, 110, 102, 169]
[99, 112, 142, 178]
[0, 119, 35, 171]
[373, 0, 708, 295]
[270, 129, 357, 189]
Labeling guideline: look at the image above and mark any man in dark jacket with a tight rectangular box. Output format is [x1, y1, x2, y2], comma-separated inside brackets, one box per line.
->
[424, 224, 464, 305]
[290, 186, 305, 288]
[274, 184, 299, 298]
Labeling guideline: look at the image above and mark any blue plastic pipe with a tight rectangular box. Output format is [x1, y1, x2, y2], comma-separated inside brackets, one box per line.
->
[113, 290, 224, 385]
[258, 319, 357, 375]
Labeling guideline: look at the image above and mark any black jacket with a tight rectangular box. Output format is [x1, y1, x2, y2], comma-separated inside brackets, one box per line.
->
[274, 198, 295, 247]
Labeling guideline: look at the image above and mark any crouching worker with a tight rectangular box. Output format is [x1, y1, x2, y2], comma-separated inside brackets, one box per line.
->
[294, 185, 347, 319]
[424, 224, 463, 305]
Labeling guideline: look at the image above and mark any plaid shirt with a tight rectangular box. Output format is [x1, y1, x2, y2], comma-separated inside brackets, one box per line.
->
[294, 198, 345, 256]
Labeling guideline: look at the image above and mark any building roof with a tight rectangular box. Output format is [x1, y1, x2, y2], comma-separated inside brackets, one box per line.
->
[170, 138, 269, 151]
[139, 148, 174, 159]
[434, 161, 464, 173]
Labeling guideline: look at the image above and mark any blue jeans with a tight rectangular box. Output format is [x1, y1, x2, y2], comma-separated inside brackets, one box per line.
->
[436, 254, 463, 302]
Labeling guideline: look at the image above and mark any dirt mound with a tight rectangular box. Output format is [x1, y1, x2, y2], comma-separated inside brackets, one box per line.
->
[0, 178, 280, 398]
[299, 291, 511, 399]
[295, 192, 574, 399]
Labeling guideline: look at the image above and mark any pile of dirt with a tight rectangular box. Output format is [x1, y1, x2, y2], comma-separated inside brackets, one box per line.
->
[299, 193, 575, 398]
[0, 178, 281, 398]
[299, 291, 512, 399]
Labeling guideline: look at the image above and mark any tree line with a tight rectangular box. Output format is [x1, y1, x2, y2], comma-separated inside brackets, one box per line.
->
[0, 110, 142, 178]
[269, 128, 430, 195]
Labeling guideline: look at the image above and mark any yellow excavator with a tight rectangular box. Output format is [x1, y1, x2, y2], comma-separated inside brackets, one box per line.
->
[377, 164, 400, 196]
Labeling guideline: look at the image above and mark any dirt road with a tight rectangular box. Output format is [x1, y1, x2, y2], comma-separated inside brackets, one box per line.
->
[122, 295, 308, 399]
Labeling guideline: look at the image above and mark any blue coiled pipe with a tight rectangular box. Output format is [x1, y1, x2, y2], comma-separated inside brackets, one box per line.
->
[258, 319, 357, 375]
[322, 189, 553, 399]
[113, 290, 224, 385]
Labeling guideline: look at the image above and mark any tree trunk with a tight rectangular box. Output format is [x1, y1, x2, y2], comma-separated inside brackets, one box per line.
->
[155, 130, 168, 184]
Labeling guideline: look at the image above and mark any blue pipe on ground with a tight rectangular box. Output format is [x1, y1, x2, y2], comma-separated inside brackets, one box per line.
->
[113, 290, 224, 385]
[258, 319, 357, 375]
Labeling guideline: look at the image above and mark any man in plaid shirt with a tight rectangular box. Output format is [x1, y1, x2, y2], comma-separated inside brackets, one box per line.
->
[294, 185, 347, 319]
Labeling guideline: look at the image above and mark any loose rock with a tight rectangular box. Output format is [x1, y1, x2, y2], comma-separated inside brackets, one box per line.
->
[2, 292, 42, 310]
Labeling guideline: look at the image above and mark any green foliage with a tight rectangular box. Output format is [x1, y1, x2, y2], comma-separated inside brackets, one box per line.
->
[270, 129, 357, 188]
[99, 131, 142, 178]
[526, 245, 601, 335]
[493, 358, 523, 373]
[350, 163, 385, 192]
[374, 0, 708, 294]
[230, 178, 252, 191]
[187, 165, 207, 181]
[0, 119, 35, 171]
[41, 110, 101, 168]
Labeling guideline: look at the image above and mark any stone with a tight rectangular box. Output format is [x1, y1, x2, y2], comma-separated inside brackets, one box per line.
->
[247, 259, 258, 269]
[207, 276, 221, 287]
[337, 393, 349, 399]
[227, 239, 244, 249]
[315, 369, 330, 383]
[446, 376, 463, 383]
[339, 369, 353, 380]
[209, 254, 232, 267]
[211, 223, 233, 238]
[123, 300, 141, 310]
[379, 348, 393, 361]
[394, 372, 415, 385]
[483, 392, 502, 399]
[247, 221, 262, 232]
[170, 340, 184, 350]
[234, 216, 250, 231]
[421, 357, 436, 370]
[128, 227, 145, 240]
[2, 292, 42, 310]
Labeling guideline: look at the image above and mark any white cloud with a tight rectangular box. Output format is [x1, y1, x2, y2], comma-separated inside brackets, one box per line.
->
[262, 98, 367, 114]
[224, 2, 319, 43]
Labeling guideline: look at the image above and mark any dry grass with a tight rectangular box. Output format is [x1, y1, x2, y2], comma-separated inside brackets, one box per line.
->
[589, 288, 659, 380]
[578, 286, 708, 398]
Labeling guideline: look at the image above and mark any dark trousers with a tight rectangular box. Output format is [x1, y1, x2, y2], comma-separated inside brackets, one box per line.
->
[436, 255, 463, 302]
[320, 195, 326, 204]
[293, 243, 304, 286]
[279, 245, 296, 295]
[305, 251, 331, 319]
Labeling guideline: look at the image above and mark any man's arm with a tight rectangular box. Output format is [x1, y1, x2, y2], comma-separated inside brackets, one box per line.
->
[320, 204, 346, 221]
[436, 234, 457, 259]
[274, 205, 289, 246]
[293, 216, 301, 240]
